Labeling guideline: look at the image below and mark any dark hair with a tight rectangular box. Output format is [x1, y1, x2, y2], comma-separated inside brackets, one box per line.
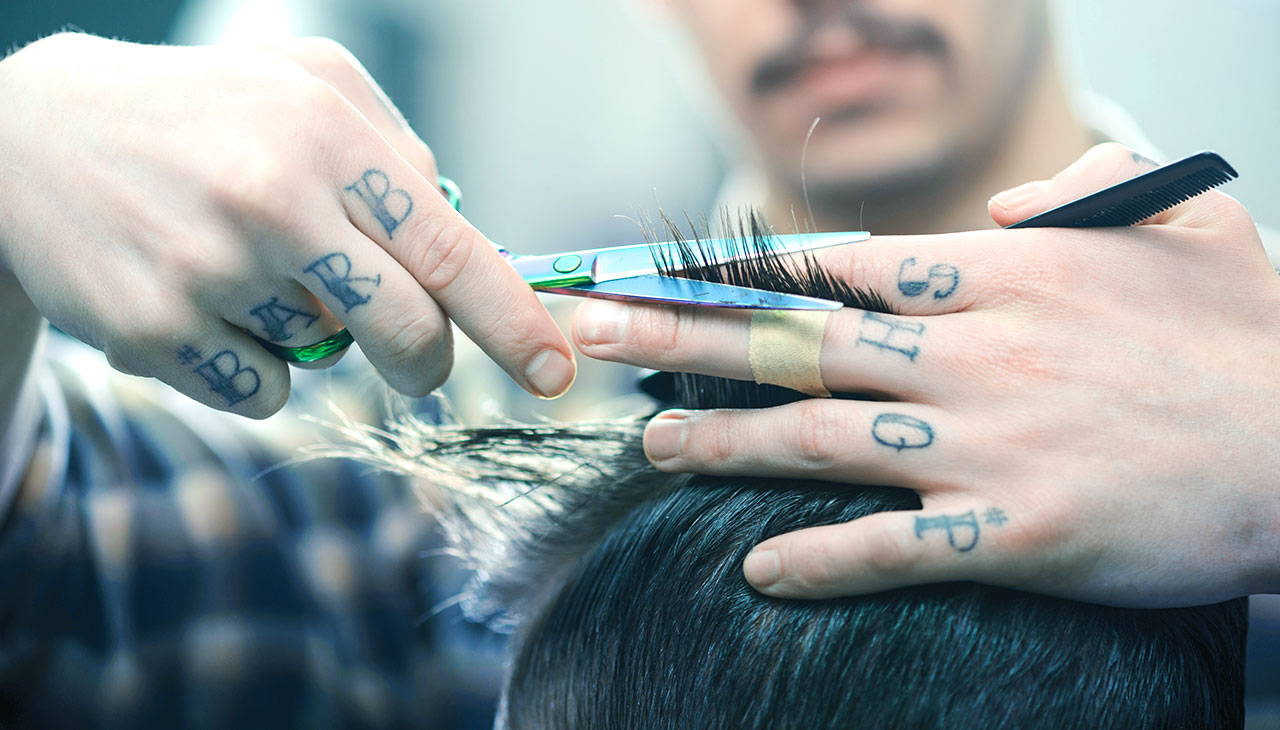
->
[320, 212, 1246, 729]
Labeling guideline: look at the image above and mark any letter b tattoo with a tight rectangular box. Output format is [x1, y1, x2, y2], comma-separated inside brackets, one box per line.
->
[177, 346, 261, 406]
[346, 169, 413, 238]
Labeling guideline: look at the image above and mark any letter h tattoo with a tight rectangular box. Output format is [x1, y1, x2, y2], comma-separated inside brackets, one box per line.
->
[857, 311, 925, 361]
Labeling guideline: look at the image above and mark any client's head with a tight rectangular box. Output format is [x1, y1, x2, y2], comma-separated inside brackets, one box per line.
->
[327, 213, 1247, 729]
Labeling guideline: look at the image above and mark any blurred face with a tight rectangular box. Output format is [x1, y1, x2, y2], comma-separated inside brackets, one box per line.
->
[668, 0, 1050, 201]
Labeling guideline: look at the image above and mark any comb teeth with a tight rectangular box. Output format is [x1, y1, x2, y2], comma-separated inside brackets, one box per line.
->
[1073, 168, 1236, 227]
[1005, 151, 1238, 230]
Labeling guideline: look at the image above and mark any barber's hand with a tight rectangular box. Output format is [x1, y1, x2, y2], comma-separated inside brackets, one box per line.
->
[0, 33, 574, 418]
[573, 142, 1280, 607]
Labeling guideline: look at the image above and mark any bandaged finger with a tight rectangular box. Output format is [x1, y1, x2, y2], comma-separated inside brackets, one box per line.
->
[748, 310, 831, 398]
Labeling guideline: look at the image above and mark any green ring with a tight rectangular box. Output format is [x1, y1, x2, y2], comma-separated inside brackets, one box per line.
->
[259, 175, 463, 363]
[257, 329, 355, 363]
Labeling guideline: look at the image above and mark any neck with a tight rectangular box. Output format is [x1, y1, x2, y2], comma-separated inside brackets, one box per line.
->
[762, 57, 1094, 235]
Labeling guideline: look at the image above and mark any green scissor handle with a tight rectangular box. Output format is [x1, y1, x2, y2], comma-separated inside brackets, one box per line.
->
[257, 176, 462, 363]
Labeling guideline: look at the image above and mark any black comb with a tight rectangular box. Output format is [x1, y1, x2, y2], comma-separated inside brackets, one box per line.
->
[1005, 151, 1237, 229]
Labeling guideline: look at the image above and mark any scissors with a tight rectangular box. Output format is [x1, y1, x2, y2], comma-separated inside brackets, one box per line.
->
[262, 177, 868, 362]
[495, 230, 867, 311]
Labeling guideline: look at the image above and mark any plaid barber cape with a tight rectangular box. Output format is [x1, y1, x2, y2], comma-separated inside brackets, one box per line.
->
[0, 337, 504, 730]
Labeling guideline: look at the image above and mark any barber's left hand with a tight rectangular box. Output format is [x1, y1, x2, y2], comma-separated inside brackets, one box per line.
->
[572, 143, 1280, 607]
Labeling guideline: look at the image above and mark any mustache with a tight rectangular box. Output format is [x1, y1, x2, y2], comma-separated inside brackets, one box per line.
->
[750, 6, 950, 97]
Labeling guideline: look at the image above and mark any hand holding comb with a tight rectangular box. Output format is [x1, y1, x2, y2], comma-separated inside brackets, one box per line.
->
[1005, 151, 1237, 230]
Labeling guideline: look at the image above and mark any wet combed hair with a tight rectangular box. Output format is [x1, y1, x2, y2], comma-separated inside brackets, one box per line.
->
[316, 212, 1247, 729]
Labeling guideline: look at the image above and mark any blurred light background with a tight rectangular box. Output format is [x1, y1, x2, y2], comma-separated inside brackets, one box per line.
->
[3, 0, 1278, 420]
[7, 0, 1271, 253]
[167, 0, 1280, 250]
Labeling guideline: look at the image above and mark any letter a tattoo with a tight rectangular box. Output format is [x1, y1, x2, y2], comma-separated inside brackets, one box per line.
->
[249, 296, 319, 342]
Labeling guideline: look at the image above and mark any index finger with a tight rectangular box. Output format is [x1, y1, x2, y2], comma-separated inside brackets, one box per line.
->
[805, 230, 1060, 315]
[328, 107, 575, 397]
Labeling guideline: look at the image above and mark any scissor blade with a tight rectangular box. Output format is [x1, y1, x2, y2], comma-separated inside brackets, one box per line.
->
[591, 230, 870, 283]
[542, 275, 843, 310]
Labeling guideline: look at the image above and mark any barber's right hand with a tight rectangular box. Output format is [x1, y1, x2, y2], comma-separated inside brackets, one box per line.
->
[0, 33, 575, 418]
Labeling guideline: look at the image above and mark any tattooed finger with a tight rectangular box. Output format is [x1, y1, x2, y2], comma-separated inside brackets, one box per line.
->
[292, 221, 454, 397]
[740, 502, 1018, 600]
[104, 320, 292, 419]
[577, 298, 1008, 404]
[222, 282, 345, 354]
[334, 156, 572, 397]
[642, 400, 960, 490]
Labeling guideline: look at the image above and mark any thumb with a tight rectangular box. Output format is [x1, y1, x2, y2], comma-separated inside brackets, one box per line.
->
[987, 143, 1245, 231]
[743, 504, 1015, 599]
[987, 142, 1163, 228]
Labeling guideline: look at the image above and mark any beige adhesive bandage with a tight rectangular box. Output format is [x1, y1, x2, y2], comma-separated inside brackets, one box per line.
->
[748, 310, 832, 398]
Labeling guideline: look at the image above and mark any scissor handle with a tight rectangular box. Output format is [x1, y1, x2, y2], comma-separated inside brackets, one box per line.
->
[507, 253, 596, 288]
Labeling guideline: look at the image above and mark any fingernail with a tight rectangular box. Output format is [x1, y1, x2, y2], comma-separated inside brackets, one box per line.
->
[744, 549, 782, 589]
[644, 410, 689, 462]
[575, 300, 630, 345]
[525, 349, 576, 398]
[989, 180, 1049, 211]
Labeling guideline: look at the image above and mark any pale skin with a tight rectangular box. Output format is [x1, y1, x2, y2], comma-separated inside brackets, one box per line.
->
[604, 0, 1280, 606]
[574, 143, 1280, 607]
[2, 24, 1278, 613]
[0, 33, 576, 425]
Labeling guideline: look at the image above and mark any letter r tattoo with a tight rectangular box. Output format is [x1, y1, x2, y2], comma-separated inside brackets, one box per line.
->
[304, 252, 381, 312]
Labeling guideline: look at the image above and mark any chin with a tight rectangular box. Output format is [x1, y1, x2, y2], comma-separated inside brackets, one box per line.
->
[781, 127, 960, 201]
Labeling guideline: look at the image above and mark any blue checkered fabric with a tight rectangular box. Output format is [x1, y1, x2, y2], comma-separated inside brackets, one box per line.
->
[0, 338, 504, 730]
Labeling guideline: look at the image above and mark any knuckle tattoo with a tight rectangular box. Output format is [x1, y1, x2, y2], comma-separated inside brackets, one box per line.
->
[345, 169, 413, 239]
[856, 311, 925, 362]
[871, 413, 935, 452]
[179, 345, 265, 408]
[247, 296, 319, 343]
